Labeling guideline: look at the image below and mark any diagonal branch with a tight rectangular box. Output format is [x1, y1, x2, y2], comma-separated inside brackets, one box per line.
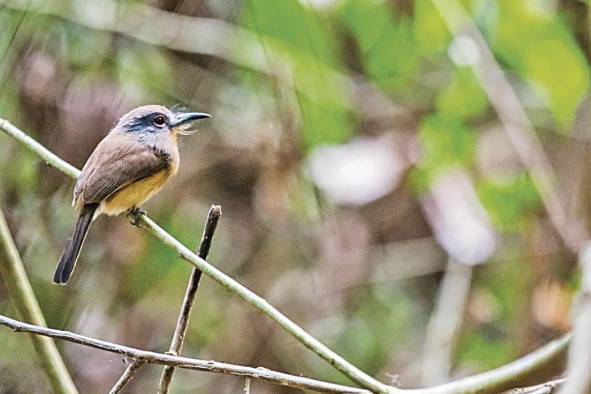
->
[0, 208, 78, 394]
[507, 378, 565, 394]
[0, 117, 393, 393]
[0, 314, 370, 394]
[158, 205, 222, 393]
[0, 312, 571, 394]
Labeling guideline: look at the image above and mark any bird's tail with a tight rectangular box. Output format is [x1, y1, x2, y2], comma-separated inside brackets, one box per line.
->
[53, 203, 98, 285]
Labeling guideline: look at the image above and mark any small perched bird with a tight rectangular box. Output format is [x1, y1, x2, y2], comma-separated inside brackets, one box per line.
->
[53, 105, 210, 285]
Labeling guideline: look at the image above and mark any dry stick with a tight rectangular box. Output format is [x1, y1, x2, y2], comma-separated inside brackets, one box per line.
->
[0, 208, 78, 394]
[0, 314, 370, 394]
[430, 2, 591, 393]
[109, 359, 143, 394]
[0, 312, 571, 394]
[0, 118, 393, 394]
[158, 205, 222, 393]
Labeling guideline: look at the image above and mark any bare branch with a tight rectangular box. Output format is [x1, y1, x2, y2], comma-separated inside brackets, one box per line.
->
[109, 359, 143, 394]
[508, 378, 565, 394]
[0, 208, 78, 394]
[0, 314, 371, 394]
[421, 335, 570, 394]
[0, 117, 393, 393]
[158, 205, 222, 393]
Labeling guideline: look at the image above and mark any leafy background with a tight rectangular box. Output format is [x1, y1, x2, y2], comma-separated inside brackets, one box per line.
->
[0, 0, 589, 392]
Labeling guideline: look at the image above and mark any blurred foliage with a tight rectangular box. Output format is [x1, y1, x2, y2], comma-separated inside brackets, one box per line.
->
[487, 0, 589, 130]
[0, 0, 588, 393]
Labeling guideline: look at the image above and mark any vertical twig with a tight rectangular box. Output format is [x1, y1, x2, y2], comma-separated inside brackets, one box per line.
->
[421, 258, 473, 385]
[108, 359, 143, 394]
[244, 377, 251, 394]
[157, 205, 222, 393]
[0, 207, 78, 394]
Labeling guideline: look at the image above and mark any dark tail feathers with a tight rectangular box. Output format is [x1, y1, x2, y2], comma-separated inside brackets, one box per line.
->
[53, 204, 98, 285]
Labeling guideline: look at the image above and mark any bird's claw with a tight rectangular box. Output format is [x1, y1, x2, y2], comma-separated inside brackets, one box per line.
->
[127, 207, 146, 227]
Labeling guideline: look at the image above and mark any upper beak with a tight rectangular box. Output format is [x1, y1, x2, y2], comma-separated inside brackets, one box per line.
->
[170, 112, 211, 128]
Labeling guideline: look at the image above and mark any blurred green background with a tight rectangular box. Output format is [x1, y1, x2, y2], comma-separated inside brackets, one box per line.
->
[0, 0, 589, 392]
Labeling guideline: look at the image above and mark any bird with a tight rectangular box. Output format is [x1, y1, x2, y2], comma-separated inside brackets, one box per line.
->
[53, 105, 210, 285]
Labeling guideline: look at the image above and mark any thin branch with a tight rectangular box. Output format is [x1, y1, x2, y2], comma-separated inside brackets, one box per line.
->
[0, 311, 572, 394]
[508, 378, 565, 394]
[0, 314, 371, 394]
[0, 117, 393, 393]
[109, 359, 143, 394]
[0, 208, 78, 394]
[416, 334, 570, 394]
[158, 205, 222, 393]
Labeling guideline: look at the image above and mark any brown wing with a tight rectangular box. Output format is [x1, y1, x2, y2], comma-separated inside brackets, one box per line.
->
[74, 133, 169, 207]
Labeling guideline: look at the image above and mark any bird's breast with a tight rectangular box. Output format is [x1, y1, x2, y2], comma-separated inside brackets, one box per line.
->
[100, 169, 174, 216]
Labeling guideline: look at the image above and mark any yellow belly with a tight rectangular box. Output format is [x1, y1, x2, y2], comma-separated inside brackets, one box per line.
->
[100, 170, 171, 216]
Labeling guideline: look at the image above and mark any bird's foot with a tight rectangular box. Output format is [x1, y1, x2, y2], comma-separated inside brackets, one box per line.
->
[127, 207, 146, 227]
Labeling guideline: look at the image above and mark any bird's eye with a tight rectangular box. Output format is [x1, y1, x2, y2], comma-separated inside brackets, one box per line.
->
[153, 115, 166, 127]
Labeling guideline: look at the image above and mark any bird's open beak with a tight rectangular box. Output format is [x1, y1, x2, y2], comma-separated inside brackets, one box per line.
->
[170, 112, 211, 129]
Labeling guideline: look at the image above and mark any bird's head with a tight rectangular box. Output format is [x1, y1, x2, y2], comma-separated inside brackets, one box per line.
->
[117, 105, 210, 137]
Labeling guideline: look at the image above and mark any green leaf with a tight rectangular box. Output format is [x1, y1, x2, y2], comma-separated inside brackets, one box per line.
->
[413, 0, 451, 56]
[477, 174, 541, 232]
[436, 67, 488, 121]
[413, 114, 476, 189]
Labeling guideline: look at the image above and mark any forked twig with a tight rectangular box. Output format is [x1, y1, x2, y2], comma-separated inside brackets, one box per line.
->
[158, 205, 222, 393]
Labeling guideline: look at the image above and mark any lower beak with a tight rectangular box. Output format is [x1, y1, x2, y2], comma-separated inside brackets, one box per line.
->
[171, 112, 211, 128]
